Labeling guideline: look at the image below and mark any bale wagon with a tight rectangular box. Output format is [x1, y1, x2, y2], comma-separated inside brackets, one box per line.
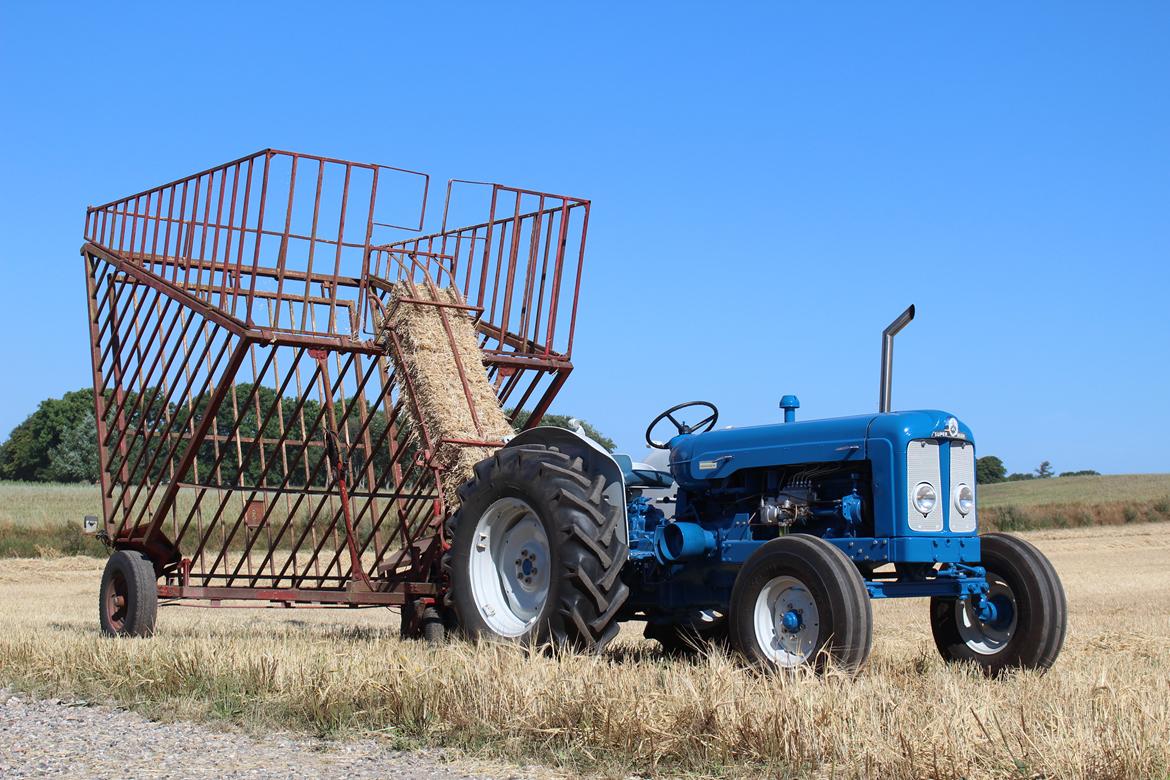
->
[81, 149, 585, 640]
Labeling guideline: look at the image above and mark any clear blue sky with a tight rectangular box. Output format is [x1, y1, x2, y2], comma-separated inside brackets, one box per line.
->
[1, 2, 1167, 474]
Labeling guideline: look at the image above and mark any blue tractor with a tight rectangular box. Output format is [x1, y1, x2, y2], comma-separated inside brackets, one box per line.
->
[444, 306, 1067, 673]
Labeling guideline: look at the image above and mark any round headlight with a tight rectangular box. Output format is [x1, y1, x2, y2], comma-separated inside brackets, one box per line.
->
[912, 482, 937, 515]
[954, 482, 974, 515]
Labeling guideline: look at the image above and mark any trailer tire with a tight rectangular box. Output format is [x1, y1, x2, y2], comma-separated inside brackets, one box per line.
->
[443, 445, 629, 651]
[728, 534, 872, 672]
[99, 550, 158, 637]
[421, 607, 446, 645]
[400, 601, 447, 645]
[930, 532, 1066, 674]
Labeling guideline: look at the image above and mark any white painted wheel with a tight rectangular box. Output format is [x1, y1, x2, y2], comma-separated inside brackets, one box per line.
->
[753, 575, 821, 667]
[956, 573, 1018, 655]
[467, 497, 551, 637]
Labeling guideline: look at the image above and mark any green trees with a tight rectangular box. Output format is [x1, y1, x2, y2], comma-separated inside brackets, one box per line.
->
[0, 388, 619, 483]
[975, 455, 1006, 484]
[507, 409, 616, 451]
[46, 411, 100, 482]
[0, 389, 97, 482]
[978, 456, 1098, 484]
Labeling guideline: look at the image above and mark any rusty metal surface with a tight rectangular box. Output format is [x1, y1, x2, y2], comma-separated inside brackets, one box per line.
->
[81, 149, 589, 607]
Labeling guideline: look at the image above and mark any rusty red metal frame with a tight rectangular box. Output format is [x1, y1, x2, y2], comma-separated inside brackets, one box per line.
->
[82, 149, 589, 607]
[374, 179, 589, 427]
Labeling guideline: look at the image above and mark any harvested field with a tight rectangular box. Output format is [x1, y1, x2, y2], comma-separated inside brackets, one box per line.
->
[1, 523, 1168, 779]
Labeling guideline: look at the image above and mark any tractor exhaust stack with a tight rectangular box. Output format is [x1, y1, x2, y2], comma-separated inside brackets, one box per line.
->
[879, 304, 915, 413]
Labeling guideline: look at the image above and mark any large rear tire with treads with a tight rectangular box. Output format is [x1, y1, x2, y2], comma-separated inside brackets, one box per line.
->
[443, 445, 629, 650]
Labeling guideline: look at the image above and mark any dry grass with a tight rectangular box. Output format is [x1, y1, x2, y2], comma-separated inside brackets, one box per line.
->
[384, 284, 514, 510]
[1, 524, 1168, 779]
[981, 498, 1170, 533]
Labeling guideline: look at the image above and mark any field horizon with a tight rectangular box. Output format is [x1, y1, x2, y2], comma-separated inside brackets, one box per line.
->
[2, 473, 1167, 560]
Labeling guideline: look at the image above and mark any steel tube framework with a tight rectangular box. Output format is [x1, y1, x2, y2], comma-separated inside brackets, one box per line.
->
[82, 149, 589, 608]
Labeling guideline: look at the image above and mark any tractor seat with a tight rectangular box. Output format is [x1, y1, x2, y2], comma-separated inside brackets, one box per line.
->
[614, 453, 674, 489]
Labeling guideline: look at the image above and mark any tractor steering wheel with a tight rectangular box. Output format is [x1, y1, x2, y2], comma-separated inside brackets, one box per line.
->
[645, 401, 720, 449]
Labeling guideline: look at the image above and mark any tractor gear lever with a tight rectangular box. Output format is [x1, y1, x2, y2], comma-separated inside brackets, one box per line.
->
[645, 401, 719, 449]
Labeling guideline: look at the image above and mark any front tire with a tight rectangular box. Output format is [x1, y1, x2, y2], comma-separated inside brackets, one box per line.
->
[728, 534, 872, 671]
[99, 549, 158, 637]
[930, 532, 1066, 674]
[443, 445, 629, 650]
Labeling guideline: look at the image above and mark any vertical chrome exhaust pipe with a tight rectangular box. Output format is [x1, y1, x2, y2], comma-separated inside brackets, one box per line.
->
[879, 305, 915, 413]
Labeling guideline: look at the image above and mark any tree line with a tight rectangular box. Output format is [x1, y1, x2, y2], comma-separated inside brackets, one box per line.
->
[976, 455, 1098, 485]
[1, 390, 1096, 489]
[0, 388, 616, 485]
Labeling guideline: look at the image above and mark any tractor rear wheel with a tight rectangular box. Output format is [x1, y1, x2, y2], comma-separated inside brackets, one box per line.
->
[930, 532, 1066, 674]
[99, 549, 158, 637]
[443, 445, 629, 650]
[728, 534, 872, 671]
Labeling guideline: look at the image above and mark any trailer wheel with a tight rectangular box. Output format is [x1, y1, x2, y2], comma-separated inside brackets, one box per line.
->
[99, 550, 158, 637]
[443, 445, 629, 650]
[399, 601, 447, 645]
[930, 533, 1066, 674]
[728, 534, 872, 671]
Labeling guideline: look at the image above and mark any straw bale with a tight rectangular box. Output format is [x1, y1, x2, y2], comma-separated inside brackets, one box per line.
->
[382, 283, 513, 511]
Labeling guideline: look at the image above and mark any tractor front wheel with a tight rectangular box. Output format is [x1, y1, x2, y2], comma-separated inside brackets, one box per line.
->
[443, 445, 629, 650]
[99, 549, 158, 637]
[728, 534, 872, 672]
[930, 532, 1066, 674]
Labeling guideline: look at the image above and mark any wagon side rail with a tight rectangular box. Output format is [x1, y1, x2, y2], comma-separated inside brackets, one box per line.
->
[373, 180, 591, 428]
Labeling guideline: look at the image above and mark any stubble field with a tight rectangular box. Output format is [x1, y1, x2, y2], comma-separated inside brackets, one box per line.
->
[0, 523, 1167, 779]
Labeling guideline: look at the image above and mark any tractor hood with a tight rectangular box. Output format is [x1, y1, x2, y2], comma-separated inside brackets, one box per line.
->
[669, 410, 973, 488]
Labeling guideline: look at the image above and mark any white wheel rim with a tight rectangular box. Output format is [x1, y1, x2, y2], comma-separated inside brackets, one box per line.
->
[753, 575, 820, 667]
[468, 497, 550, 637]
[956, 573, 1018, 655]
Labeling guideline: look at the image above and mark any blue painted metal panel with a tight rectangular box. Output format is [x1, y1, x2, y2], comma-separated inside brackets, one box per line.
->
[865, 574, 986, 599]
[718, 534, 979, 566]
[890, 535, 981, 564]
[669, 414, 875, 488]
[864, 411, 976, 539]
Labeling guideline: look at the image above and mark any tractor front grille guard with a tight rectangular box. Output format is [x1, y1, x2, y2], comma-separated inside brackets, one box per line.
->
[81, 150, 588, 606]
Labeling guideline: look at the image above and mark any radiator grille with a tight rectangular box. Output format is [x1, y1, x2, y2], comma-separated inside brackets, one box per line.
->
[906, 439, 943, 532]
[948, 440, 977, 532]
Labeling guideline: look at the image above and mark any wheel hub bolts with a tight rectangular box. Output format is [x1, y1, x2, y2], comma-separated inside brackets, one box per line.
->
[515, 548, 539, 585]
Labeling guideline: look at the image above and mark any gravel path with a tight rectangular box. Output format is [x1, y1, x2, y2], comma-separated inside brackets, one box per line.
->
[0, 689, 536, 779]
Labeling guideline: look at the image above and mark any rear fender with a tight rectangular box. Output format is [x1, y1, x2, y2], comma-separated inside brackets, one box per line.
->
[505, 428, 629, 547]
